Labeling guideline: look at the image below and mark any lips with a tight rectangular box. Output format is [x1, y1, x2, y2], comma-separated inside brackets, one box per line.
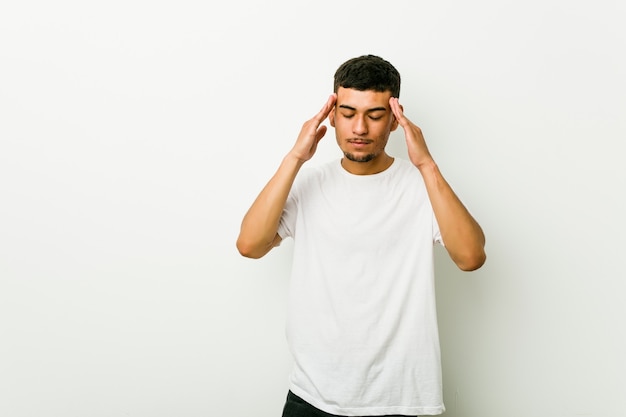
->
[347, 139, 372, 145]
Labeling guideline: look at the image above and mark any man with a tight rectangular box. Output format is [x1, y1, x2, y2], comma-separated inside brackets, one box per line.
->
[236, 55, 486, 417]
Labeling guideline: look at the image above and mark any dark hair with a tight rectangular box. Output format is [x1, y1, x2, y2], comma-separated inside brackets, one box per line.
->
[333, 54, 401, 98]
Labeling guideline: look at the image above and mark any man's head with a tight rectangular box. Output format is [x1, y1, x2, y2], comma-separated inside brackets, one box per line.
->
[329, 55, 401, 174]
[333, 55, 401, 98]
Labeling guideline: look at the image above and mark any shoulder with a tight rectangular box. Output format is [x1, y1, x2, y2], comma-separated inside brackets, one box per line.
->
[390, 158, 425, 181]
[393, 157, 417, 172]
[288, 160, 341, 202]
[296, 159, 341, 184]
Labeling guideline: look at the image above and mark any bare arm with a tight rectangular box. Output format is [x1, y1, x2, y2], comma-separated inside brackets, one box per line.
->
[236, 94, 337, 259]
[389, 97, 486, 271]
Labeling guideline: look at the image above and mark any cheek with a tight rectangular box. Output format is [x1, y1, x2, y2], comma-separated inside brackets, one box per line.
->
[334, 118, 350, 134]
[373, 122, 392, 137]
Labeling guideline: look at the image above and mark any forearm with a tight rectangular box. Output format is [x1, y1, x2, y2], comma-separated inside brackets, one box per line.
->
[236, 154, 304, 258]
[418, 160, 486, 271]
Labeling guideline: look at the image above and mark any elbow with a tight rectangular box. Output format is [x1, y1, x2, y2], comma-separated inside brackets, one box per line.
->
[455, 249, 487, 272]
[236, 235, 271, 259]
[236, 238, 263, 259]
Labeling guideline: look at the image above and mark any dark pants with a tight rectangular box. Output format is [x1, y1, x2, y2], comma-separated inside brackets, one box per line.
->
[281, 391, 418, 417]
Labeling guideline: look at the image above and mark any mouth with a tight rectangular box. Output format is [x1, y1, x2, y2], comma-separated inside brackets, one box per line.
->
[347, 139, 373, 146]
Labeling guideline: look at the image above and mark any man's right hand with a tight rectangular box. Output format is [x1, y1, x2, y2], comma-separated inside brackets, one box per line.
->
[289, 94, 337, 162]
[237, 94, 337, 259]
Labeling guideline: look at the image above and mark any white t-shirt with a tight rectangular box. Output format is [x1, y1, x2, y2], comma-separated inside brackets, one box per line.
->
[277, 158, 445, 416]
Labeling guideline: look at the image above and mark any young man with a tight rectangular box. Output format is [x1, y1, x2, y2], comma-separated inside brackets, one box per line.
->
[237, 55, 486, 417]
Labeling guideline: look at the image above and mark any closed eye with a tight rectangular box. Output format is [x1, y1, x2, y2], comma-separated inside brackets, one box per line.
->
[340, 111, 385, 120]
[368, 111, 386, 120]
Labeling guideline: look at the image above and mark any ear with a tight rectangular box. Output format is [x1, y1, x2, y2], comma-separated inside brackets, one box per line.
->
[329, 107, 336, 127]
[390, 102, 402, 132]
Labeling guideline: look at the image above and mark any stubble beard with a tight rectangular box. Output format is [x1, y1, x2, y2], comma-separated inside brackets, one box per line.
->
[343, 152, 376, 163]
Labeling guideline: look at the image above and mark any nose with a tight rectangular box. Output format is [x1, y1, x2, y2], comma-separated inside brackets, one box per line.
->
[352, 115, 368, 136]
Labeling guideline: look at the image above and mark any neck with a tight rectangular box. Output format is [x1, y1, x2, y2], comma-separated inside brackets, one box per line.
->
[340, 153, 394, 175]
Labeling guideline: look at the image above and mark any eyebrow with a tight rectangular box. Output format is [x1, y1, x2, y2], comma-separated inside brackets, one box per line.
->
[338, 105, 388, 112]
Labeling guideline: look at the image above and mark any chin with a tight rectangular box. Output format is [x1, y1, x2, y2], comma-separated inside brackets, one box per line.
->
[344, 152, 376, 163]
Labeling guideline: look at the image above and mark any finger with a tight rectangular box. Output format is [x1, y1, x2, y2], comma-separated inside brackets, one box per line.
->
[313, 94, 337, 124]
[315, 125, 328, 142]
[389, 97, 411, 127]
[389, 97, 403, 119]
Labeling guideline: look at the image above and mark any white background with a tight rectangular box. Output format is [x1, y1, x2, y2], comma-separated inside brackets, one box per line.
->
[1, 1, 625, 416]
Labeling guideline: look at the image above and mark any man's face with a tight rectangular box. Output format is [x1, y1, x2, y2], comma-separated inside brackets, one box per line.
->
[329, 87, 398, 169]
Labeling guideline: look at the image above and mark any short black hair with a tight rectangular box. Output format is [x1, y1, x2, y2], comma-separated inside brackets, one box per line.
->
[333, 55, 401, 98]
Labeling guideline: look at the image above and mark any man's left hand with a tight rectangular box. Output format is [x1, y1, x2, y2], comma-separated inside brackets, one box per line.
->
[389, 97, 433, 169]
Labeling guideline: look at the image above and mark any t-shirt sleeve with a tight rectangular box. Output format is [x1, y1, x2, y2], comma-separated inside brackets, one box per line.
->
[432, 211, 444, 246]
[278, 167, 315, 240]
[277, 189, 298, 240]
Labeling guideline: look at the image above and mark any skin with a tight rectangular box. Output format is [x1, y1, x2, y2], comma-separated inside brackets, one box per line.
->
[388, 95, 486, 270]
[236, 88, 486, 270]
[329, 88, 398, 175]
